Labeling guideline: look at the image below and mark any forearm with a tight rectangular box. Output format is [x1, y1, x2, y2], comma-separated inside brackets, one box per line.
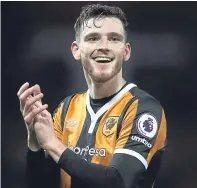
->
[26, 148, 46, 188]
[45, 139, 145, 188]
[44, 137, 66, 162]
[27, 130, 41, 151]
[26, 131, 45, 187]
[57, 149, 125, 188]
[45, 139, 124, 188]
[26, 148, 61, 188]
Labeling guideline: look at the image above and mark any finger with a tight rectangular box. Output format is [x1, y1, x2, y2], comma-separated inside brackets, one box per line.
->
[24, 104, 48, 124]
[22, 95, 42, 113]
[17, 82, 29, 97]
[27, 95, 42, 107]
[33, 84, 41, 96]
[19, 86, 37, 108]
[23, 93, 44, 116]
[33, 84, 42, 104]
[40, 107, 51, 118]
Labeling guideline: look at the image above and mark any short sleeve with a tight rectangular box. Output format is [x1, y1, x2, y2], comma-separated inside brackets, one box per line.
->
[114, 96, 167, 169]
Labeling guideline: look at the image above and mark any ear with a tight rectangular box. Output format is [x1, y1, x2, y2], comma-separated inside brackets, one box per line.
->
[71, 41, 81, 61]
[123, 43, 131, 61]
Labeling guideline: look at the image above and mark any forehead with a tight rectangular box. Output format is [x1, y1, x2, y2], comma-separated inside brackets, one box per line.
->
[81, 17, 125, 37]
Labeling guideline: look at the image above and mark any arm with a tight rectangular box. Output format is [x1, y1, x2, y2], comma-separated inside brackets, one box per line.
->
[56, 146, 143, 188]
[26, 148, 60, 188]
[26, 97, 65, 188]
[17, 83, 61, 188]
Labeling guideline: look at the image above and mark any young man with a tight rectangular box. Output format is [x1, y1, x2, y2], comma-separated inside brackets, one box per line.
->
[17, 4, 167, 188]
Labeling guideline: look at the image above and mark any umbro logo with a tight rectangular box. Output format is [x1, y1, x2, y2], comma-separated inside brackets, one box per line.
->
[65, 119, 79, 129]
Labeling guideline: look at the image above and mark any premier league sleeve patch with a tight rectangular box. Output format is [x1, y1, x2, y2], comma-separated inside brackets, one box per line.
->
[136, 113, 158, 138]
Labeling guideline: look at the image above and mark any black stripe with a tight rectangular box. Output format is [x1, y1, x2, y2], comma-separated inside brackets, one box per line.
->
[68, 107, 105, 162]
[124, 87, 163, 159]
[87, 114, 106, 162]
[61, 94, 75, 130]
[70, 109, 91, 188]
[74, 108, 91, 160]
[116, 96, 137, 139]
[142, 148, 165, 187]
[70, 110, 105, 188]
[130, 87, 163, 128]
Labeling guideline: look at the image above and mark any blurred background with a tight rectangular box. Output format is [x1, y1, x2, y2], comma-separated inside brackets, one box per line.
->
[1, 1, 197, 188]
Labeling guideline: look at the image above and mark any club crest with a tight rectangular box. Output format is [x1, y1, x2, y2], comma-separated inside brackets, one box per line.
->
[103, 116, 119, 137]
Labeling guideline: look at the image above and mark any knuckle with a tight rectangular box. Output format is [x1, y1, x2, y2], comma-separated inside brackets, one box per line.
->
[33, 95, 40, 103]
[25, 101, 30, 107]
[36, 95, 42, 100]
[32, 109, 37, 116]
[26, 99, 33, 107]
[27, 99, 36, 108]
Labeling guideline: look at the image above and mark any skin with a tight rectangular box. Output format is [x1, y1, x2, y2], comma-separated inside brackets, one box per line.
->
[72, 17, 131, 98]
[17, 17, 132, 162]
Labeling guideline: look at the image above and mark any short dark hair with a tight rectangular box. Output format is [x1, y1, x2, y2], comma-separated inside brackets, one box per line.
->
[74, 4, 128, 41]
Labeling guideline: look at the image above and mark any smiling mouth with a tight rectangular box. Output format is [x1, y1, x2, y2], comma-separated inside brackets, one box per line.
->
[93, 57, 113, 63]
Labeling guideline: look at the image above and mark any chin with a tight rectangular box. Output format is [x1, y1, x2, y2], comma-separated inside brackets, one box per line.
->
[92, 76, 111, 83]
[84, 61, 122, 83]
[91, 71, 117, 83]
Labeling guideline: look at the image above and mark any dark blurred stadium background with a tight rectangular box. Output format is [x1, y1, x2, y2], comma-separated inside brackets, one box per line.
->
[1, 1, 197, 188]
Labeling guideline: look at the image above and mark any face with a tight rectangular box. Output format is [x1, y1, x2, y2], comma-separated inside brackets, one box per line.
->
[72, 17, 131, 83]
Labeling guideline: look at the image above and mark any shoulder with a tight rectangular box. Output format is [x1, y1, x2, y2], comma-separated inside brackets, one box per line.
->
[53, 91, 86, 114]
[129, 86, 163, 112]
[61, 91, 87, 105]
[127, 86, 166, 130]
[126, 86, 167, 139]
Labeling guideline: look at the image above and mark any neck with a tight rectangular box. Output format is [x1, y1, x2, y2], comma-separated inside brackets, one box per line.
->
[84, 69, 126, 99]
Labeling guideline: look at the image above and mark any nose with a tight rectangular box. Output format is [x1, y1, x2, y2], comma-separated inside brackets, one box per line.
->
[97, 37, 109, 51]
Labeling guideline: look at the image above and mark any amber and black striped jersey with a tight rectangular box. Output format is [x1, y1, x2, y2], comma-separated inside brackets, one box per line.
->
[53, 83, 167, 188]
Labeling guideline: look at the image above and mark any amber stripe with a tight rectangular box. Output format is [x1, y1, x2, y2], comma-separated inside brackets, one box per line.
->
[61, 93, 87, 188]
[115, 99, 139, 149]
[53, 102, 64, 141]
[147, 109, 167, 163]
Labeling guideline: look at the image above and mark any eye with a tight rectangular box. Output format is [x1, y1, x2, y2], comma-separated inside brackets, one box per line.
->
[110, 36, 119, 41]
[88, 36, 99, 41]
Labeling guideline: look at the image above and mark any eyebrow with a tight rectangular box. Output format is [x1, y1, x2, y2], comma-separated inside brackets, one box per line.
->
[84, 32, 124, 40]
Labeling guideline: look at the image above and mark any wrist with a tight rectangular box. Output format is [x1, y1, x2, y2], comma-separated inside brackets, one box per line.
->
[28, 131, 41, 151]
[44, 137, 67, 163]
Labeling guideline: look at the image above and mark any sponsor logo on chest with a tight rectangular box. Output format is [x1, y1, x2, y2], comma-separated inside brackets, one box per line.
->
[68, 143, 106, 157]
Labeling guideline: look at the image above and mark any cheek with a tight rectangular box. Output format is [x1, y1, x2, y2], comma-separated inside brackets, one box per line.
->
[115, 49, 125, 59]
[80, 46, 94, 58]
[113, 44, 125, 54]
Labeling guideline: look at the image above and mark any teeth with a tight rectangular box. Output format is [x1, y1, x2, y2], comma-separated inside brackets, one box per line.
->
[94, 57, 112, 62]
